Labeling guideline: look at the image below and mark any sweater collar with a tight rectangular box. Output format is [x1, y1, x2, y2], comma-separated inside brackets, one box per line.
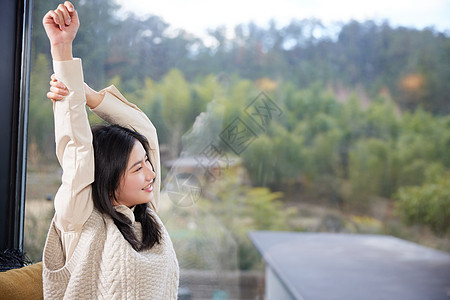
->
[114, 205, 135, 224]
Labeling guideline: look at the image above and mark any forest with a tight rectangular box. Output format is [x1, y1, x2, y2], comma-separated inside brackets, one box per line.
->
[25, 0, 450, 265]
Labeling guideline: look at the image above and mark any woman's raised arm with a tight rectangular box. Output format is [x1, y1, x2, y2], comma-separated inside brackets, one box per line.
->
[42, 1, 78, 61]
[44, 1, 94, 260]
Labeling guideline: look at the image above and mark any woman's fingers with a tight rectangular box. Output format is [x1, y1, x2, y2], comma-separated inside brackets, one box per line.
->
[64, 1, 75, 13]
[50, 85, 68, 95]
[47, 91, 62, 101]
[50, 74, 67, 88]
[64, 2, 79, 28]
[49, 80, 66, 90]
[51, 3, 72, 30]
[57, 3, 71, 26]
[53, 9, 64, 30]
[53, 5, 68, 29]
[47, 89, 66, 101]
[44, 10, 60, 28]
[48, 75, 68, 101]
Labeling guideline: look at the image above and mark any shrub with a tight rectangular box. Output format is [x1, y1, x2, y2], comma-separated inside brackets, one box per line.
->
[395, 174, 450, 235]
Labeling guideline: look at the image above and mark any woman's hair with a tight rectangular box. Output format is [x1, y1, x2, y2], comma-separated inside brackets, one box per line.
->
[91, 124, 161, 251]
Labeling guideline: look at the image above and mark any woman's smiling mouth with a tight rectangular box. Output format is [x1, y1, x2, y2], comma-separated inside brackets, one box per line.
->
[142, 182, 153, 192]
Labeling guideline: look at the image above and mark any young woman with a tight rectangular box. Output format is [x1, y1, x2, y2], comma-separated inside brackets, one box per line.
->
[42, 2, 179, 299]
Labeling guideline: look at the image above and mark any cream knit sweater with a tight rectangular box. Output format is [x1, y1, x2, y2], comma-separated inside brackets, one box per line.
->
[42, 59, 179, 299]
[43, 208, 179, 299]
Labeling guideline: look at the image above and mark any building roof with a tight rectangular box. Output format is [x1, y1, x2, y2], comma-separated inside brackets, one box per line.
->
[249, 231, 450, 300]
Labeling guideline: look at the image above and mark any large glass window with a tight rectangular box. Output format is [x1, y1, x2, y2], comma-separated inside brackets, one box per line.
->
[25, 0, 450, 298]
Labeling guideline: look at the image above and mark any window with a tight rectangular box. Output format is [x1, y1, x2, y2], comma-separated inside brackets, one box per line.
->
[24, 0, 450, 298]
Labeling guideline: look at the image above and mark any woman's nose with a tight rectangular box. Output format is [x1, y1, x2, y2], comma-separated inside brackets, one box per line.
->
[145, 164, 156, 180]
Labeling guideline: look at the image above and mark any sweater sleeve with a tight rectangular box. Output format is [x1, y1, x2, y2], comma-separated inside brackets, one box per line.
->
[52, 58, 94, 260]
[91, 85, 161, 212]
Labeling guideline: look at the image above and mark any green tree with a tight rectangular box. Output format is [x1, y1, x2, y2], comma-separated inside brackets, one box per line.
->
[200, 173, 299, 270]
[348, 138, 394, 203]
[160, 69, 192, 157]
[395, 169, 450, 235]
[242, 123, 304, 189]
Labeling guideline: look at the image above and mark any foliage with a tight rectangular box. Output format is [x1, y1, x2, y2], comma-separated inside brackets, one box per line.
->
[348, 138, 394, 201]
[27, 0, 450, 262]
[242, 123, 304, 188]
[198, 173, 299, 270]
[32, 0, 450, 114]
[27, 56, 450, 228]
[395, 170, 450, 235]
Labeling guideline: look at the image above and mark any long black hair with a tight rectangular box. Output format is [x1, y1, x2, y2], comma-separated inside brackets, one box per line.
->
[91, 124, 161, 251]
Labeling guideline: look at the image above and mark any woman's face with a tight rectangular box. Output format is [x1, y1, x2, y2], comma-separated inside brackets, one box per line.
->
[114, 140, 155, 207]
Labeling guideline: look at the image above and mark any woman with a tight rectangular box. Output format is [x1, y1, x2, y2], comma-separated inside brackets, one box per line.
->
[42, 2, 179, 299]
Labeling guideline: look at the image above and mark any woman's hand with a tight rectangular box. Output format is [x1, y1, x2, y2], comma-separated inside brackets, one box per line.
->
[43, 1, 79, 61]
[48, 74, 105, 109]
[47, 74, 69, 102]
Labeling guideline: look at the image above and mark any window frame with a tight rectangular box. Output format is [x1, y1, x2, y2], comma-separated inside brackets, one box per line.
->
[0, 0, 32, 251]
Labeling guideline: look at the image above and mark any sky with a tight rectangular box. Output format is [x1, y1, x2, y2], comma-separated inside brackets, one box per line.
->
[115, 0, 450, 41]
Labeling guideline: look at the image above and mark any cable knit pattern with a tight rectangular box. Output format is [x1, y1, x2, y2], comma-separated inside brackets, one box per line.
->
[43, 208, 179, 299]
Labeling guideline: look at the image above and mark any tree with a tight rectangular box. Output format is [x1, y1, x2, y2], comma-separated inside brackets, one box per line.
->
[160, 69, 192, 158]
[395, 169, 450, 235]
